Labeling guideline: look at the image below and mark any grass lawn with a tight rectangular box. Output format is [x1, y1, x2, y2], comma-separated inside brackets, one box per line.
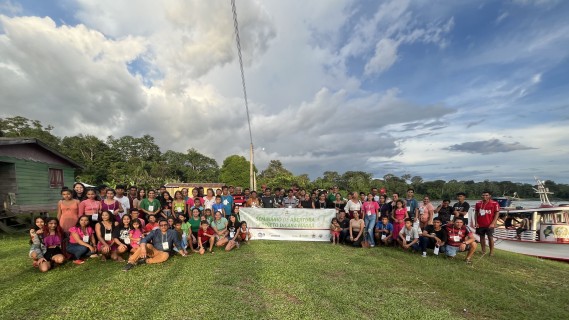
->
[1, 235, 568, 320]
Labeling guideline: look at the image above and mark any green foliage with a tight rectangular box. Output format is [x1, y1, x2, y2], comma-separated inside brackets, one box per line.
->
[0, 116, 61, 150]
[220, 155, 253, 188]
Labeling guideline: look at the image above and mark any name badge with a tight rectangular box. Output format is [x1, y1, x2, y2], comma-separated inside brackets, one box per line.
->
[367, 211, 372, 216]
[453, 236, 460, 242]
[405, 235, 411, 241]
[162, 241, 169, 250]
[148, 205, 154, 211]
[124, 237, 131, 245]
[434, 246, 440, 255]
[406, 206, 411, 212]
[450, 214, 454, 221]
[288, 205, 292, 208]
[177, 207, 182, 213]
[230, 231, 235, 238]
[82, 235, 89, 242]
[480, 211, 486, 216]
[108, 209, 114, 214]
[104, 233, 111, 241]
[381, 234, 386, 240]
[91, 214, 98, 221]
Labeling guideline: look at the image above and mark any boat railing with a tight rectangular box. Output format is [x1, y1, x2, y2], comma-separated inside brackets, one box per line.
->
[494, 227, 539, 242]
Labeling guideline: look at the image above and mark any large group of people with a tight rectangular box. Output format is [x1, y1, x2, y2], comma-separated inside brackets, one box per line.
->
[28, 183, 500, 272]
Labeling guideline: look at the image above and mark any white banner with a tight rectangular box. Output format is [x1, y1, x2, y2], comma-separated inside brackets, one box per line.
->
[240, 208, 336, 241]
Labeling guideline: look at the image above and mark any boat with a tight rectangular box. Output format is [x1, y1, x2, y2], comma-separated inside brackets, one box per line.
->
[492, 179, 569, 261]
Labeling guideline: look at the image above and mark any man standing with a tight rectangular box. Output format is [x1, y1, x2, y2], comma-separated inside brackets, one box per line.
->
[275, 188, 284, 207]
[123, 219, 186, 271]
[435, 199, 453, 225]
[282, 189, 299, 208]
[127, 186, 137, 212]
[260, 188, 276, 208]
[405, 189, 419, 225]
[337, 211, 350, 244]
[453, 192, 470, 225]
[114, 185, 130, 218]
[445, 217, 477, 263]
[475, 191, 500, 256]
[221, 186, 234, 218]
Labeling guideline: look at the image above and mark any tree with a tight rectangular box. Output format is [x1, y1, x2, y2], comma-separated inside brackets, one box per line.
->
[258, 160, 295, 189]
[340, 171, 372, 193]
[184, 148, 220, 182]
[61, 134, 118, 184]
[220, 155, 253, 188]
[0, 116, 61, 150]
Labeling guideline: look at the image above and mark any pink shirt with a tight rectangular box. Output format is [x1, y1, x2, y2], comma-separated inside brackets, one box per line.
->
[186, 198, 195, 207]
[44, 234, 61, 247]
[362, 201, 379, 215]
[69, 226, 94, 244]
[129, 229, 143, 248]
[79, 199, 100, 215]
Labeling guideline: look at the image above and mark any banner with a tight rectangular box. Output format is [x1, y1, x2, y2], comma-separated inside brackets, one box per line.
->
[239, 208, 336, 241]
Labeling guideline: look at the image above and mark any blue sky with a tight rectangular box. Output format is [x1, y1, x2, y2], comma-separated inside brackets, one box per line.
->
[1, 0, 568, 184]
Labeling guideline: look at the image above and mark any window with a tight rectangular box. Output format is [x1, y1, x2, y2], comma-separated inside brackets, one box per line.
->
[49, 168, 64, 188]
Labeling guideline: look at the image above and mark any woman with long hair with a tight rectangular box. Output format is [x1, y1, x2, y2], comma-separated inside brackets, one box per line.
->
[72, 182, 86, 201]
[101, 189, 124, 223]
[57, 188, 80, 233]
[79, 188, 101, 229]
[40, 217, 66, 272]
[67, 215, 97, 264]
[95, 210, 118, 261]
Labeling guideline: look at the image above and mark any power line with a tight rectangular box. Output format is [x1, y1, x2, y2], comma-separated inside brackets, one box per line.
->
[231, 0, 253, 146]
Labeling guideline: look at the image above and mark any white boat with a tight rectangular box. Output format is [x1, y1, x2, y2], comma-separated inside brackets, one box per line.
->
[492, 179, 569, 261]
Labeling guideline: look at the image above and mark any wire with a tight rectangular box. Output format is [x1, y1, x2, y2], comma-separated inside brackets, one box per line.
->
[231, 0, 253, 147]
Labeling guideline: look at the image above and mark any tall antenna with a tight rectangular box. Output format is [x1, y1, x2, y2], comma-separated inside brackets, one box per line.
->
[231, 0, 256, 191]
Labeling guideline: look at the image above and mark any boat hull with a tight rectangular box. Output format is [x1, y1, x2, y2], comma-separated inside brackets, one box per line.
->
[492, 236, 569, 261]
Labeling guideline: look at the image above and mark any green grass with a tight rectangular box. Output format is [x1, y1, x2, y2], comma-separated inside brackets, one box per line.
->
[1, 235, 568, 320]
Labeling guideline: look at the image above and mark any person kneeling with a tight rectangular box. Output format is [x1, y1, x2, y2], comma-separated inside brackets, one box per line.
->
[444, 217, 477, 264]
[198, 220, 216, 254]
[123, 219, 186, 271]
[399, 218, 420, 252]
[419, 217, 447, 257]
[375, 216, 394, 246]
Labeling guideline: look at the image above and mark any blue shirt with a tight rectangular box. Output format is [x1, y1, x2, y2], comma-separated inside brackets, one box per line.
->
[221, 194, 234, 216]
[212, 203, 225, 215]
[140, 229, 183, 252]
[406, 198, 418, 219]
[375, 222, 393, 235]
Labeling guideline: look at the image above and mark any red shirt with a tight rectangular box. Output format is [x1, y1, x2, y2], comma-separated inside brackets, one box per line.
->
[475, 200, 500, 228]
[362, 201, 379, 215]
[445, 223, 474, 247]
[144, 222, 158, 233]
[198, 227, 215, 243]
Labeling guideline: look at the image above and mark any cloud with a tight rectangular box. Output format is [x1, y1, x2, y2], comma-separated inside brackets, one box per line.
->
[495, 12, 509, 24]
[448, 139, 535, 154]
[0, 0, 21, 15]
[364, 38, 398, 75]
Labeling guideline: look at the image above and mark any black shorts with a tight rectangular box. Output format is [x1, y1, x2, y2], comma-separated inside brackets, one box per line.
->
[44, 247, 63, 261]
[476, 227, 494, 237]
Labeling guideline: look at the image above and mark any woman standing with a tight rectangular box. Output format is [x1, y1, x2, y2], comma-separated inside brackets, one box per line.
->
[139, 190, 161, 221]
[40, 217, 66, 272]
[391, 199, 408, 241]
[348, 212, 365, 247]
[160, 191, 173, 220]
[95, 210, 118, 261]
[79, 188, 101, 229]
[379, 195, 391, 219]
[188, 208, 202, 249]
[134, 188, 146, 210]
[300, 194, 315, 209]
[67, 215, 97, 264]
[172, 191, 186, 219]
[57, 188, 80, 233]
[101, 189, 124, 223]
[344, 192, 362, 219]
[315, 193, 327, 209]
[203, 188, 216, 210]
[72, 182, 86, 201]
[419, 196, 435, 229]
[362, 193, 379, 247]
[333, 193, 345, 217]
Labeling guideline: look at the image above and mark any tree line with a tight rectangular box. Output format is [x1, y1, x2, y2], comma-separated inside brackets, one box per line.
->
[2, 116, 568, 200]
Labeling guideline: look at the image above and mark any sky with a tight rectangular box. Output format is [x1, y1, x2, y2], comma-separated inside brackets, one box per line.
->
[1, 0, 568, 184]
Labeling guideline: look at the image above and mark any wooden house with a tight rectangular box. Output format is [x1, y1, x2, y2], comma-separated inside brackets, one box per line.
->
[0, 138, 82, 219]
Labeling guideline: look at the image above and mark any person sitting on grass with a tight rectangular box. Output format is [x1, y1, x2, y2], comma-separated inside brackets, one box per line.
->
[225, 214, 241, 251]
[143, 214, 159, 235]
[113, 214, 132, 262]
[29, 217, 46, 268]
[419, 217, 447, 257]
[445, 217, 477, 264]
[67, 215, 97, 265]
[348, 211, 365, 247]
[330, 218, 342, 245]
[375, 216, 393, 246]
[96, 210, 119, 262]
[234, 220, 251, 245]
[198, 220, 216, 254]
[212, 211, 229, 247]
[123, 219, 187, 271]
[399, 218, 420, 252]
[40, 217, 67, 272]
